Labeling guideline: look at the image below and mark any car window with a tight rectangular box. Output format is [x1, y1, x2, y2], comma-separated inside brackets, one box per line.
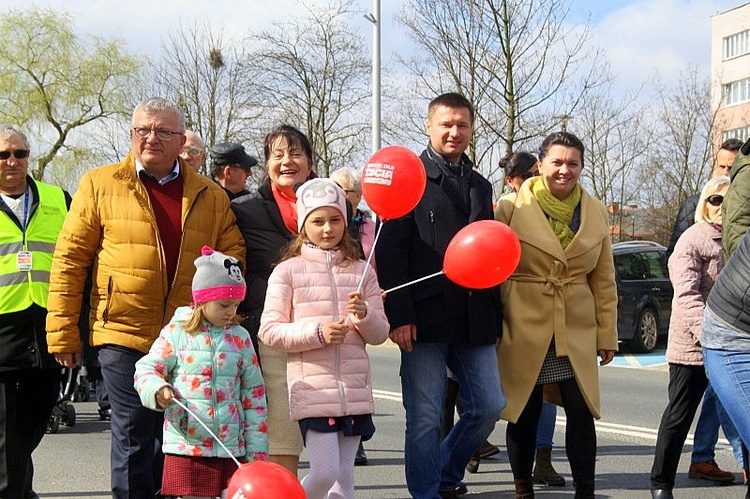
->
[615, 253, 645, 280]
[642, 251, 668, 279]
[614, 249, 668, 280]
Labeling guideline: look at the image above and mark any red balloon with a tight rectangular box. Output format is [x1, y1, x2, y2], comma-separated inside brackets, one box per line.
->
[226, 461, 306, 499]
[361, 145, 426, 220]
[443, 220, 521, 289]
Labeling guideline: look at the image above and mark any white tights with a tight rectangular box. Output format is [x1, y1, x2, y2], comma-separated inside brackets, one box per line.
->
[301, 430, 361, 499]
[180, 490, 226, 499]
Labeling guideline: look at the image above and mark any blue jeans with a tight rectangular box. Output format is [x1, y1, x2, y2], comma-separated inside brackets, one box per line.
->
[692, 383, 744, 467]
[400, 343, 505, 499]
[704, 347, 750, 453]
[536, 402, 557, 449]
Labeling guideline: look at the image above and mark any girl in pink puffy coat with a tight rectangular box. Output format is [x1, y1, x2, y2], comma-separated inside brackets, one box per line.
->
[259, 178, 389, 499]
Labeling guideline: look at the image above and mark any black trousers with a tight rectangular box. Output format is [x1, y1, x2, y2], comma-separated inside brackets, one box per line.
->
[506, 378, 596, 486]
[0, 368, 60, 499]
[650, 363, 708, 490]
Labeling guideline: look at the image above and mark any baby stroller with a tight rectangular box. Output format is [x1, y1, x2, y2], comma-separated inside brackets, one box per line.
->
[46, 366, 87, 433]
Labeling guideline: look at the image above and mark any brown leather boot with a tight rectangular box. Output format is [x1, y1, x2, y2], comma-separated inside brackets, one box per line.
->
[514, 478, 534, 498]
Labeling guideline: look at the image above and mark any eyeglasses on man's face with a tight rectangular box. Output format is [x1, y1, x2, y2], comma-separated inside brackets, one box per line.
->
[132, 127, 183, 142]
[707, 194, 724, 207]
[180, 147, 205, 156]
[0, 149, 30, 160]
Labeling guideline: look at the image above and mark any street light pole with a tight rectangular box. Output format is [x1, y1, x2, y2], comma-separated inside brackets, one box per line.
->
[364, 0, 381, 154]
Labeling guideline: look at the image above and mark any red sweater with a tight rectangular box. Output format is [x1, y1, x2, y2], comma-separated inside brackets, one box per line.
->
[140, 173, 183, 287]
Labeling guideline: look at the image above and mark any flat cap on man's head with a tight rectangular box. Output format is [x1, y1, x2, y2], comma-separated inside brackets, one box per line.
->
[209, 142, 258, 169]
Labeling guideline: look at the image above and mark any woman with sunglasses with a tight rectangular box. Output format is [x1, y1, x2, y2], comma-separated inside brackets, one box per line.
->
[649, 176, 741, 499]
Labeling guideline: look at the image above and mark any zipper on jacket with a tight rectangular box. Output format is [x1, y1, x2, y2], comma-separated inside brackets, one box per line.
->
[327, 251, 347, 416]
[429, 210, 436, 247]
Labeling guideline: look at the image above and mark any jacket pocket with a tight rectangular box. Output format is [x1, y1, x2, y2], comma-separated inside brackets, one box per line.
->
[102, 276, 114, 326]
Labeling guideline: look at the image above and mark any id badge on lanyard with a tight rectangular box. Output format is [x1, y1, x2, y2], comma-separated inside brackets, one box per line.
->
[14, 188, 32, 272]
[17, 251, 32, 271]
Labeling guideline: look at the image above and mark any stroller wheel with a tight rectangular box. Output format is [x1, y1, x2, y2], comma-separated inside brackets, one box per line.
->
[64, 404, 76, 427]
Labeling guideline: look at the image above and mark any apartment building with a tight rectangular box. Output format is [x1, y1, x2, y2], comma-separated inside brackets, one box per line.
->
[711, 2, 750, 148]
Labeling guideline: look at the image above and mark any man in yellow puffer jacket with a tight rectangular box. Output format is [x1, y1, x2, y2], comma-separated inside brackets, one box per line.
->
[46, 98, 245, 499]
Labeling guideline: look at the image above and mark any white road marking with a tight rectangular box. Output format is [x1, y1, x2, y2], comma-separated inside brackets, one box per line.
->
[372, 390, 732, 450]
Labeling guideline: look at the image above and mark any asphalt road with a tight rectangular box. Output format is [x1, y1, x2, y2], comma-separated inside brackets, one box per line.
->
[33, 342, 749, 498]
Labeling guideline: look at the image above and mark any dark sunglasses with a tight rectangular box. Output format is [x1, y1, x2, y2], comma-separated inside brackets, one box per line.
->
[514, 171, 539, 180]
[0, 149, 30, 160]
[707, 194, 724, 207]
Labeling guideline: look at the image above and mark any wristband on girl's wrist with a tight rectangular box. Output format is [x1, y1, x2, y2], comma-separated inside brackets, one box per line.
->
[316, 323, 325, 345]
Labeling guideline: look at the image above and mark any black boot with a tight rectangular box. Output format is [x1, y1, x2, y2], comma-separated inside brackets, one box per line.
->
[514, 478, 534, 498]
[532, 447, 565, 486]
[574, 481, 595, 499]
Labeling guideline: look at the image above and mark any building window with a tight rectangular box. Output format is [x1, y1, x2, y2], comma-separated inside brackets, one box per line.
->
[724, 126, 750, 144]
[723, 29, 750, 60]
[723, 77, 750, 106]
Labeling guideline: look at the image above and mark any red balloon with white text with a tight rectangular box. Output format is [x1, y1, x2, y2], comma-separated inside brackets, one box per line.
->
[361, 146, 426, 220]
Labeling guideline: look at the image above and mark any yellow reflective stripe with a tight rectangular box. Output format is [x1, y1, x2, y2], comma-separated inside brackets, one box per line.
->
[0, 242, 24, 256]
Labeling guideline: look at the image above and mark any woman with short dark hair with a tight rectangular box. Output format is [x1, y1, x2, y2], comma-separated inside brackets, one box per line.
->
[495, 131, 618, 498]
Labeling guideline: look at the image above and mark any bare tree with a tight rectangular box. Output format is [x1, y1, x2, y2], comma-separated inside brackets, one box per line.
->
[0, 7, 142, 181]
[247, 0, 371, 176]
[396, 0, 606, 189]
[575, 85, 653, 241]
[155, 21, 260, 170]
[639, 65, 715, 244]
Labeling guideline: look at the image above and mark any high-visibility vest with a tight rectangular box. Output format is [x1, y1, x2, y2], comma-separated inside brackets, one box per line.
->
[0, 181, 67, 313]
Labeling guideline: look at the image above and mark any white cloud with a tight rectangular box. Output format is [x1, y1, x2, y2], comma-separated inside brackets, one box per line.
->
[589, 0, 742, 88]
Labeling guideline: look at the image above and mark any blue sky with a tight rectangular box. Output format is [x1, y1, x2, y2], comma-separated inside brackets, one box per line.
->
[0, 0, 745, 93]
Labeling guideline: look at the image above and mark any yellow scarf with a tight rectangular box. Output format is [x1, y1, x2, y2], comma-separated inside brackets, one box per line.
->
[530, 177, 581, 249]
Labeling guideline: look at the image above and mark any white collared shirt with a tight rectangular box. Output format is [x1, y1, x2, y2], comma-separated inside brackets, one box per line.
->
[135, 159, 181, 185]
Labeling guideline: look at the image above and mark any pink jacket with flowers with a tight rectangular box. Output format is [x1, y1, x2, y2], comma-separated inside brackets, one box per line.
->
[259, 244, 389, 421]
[134, 306, 268, 460]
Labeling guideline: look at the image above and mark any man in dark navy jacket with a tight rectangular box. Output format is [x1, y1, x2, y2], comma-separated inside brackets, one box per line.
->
[376, 93, 505, 499]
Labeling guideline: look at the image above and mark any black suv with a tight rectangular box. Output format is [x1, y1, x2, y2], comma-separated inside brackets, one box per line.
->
[612, 241, 673, 353]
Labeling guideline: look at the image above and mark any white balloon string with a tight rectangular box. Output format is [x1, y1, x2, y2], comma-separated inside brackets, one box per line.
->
[383, 271, 445, 295]
[347, 218, 385, 328]
[173, 397, 242, 467]
[356, 219, 383, 293]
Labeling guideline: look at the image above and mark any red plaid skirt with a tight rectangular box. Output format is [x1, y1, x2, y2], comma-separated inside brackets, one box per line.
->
[161, 454, 242, 497]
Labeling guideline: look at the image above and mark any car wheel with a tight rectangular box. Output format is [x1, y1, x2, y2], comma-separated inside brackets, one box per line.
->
[630, 308, 658, 353]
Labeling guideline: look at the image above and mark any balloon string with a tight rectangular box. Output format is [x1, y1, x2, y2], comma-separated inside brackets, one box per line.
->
[383, 271, 445, 294]
[173, 397, 242, 467]
[356, 220, 383, 293]
[346, 220, 385, 327]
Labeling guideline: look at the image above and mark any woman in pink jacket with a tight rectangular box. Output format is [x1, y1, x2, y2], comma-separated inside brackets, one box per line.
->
[650, 175, 741, 498]
[259, 178, 389, 499]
